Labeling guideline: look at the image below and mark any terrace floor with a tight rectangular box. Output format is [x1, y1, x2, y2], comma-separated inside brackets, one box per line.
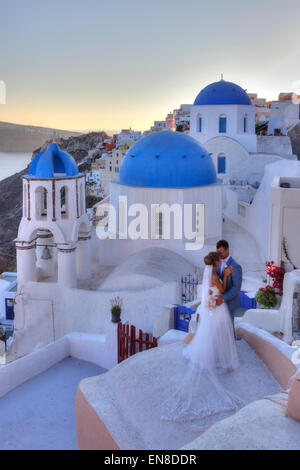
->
[79, 340, 283, 450]
[0, 357, 106, 450]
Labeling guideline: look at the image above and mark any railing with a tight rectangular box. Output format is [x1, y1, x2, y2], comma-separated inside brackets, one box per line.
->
[174, 291, 256, 333]
[181, 274, 198, 303]
[174, 305, 196, 332]
[118, 322, 158, 363]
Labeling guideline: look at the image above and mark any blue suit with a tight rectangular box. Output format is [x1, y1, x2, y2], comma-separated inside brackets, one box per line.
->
[217, 256, 242, 325]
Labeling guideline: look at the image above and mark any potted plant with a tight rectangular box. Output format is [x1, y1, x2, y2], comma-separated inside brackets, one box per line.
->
[110, 296, 123, 323]
[255, 285, 277, 309]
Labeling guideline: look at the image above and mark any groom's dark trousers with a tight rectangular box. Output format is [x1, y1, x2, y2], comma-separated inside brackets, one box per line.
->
[217, 257, 243, 327]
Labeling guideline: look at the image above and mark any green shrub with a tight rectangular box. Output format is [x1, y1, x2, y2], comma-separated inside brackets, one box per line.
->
[255, 285, 277, 308]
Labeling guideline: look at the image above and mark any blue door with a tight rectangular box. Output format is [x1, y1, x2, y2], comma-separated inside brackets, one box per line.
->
[174, 306, 196, 332]
[5, 298, 14, 320]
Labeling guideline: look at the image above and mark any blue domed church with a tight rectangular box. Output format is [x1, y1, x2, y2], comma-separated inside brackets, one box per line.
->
[98, 131, 222, 267]
[190, 79, 257, 184]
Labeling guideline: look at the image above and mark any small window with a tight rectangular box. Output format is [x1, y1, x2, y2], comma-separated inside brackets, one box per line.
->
[219, 116, 227, 133]
[244, 116, 247, 133]
[198, 117, 202, 132]
[218, 155, 226, 174]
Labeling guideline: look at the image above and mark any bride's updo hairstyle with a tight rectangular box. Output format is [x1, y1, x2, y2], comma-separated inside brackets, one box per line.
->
[204, 251, 220, 266]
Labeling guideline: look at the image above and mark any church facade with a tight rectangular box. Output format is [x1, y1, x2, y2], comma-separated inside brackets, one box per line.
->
[97, 130, 223, 267]
[190, 79, 295, 185]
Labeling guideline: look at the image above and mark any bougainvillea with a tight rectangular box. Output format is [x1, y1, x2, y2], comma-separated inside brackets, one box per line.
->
[266, 261, 285, 297]
[255, 285, 277, 308]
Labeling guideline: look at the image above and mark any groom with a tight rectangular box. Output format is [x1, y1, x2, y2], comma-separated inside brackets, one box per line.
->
[215, 240, 242, 338]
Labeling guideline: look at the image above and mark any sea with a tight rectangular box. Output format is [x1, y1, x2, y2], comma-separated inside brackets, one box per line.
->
[0, 152, 32, 181]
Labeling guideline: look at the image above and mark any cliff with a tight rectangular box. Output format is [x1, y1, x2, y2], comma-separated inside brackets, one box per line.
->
[0, 121, 81, 153]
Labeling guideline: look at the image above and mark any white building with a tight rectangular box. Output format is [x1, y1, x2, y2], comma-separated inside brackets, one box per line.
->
[150, 120, 168, 132]
[98, 130, 222, 267]
[0, 273, 17, 322]
[268, 172, 300, 270]
[100, 148, 126, 196]
[189, 79, 296, 185]
[173, 104, 191, 130]
[268, 99, 300, 134]
[86, 170, 100, 185]
[116, 129, 141, 144]
[249, 91, 300, 135]
[224, 159, 300, 265]
[248, 93, 270, 127]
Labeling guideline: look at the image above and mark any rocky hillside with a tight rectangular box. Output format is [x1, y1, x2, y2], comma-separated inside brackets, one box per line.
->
[0, 131, 109, 272]
[0, 121, 81, 153]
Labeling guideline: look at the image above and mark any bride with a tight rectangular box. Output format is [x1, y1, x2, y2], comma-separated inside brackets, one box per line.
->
[161, 251, 244, 428]
[184, 251, 239, 372]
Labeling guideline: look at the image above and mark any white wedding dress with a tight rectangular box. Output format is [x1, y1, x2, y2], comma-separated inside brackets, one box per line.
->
[161, 265, 244, 429]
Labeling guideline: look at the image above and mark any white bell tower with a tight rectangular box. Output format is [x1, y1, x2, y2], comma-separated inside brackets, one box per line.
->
[15, 143, 92, 287]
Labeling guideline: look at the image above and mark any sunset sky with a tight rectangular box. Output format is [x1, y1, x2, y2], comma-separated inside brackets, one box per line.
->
[1, 0, 300, 132]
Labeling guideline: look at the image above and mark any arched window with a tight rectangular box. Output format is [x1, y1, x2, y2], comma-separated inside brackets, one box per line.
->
[244, 115, 247, 133]
[23, 183, 27, 218]
[158, 211, 163, 238]
[80, 184, 84, 216]
[217, 154, 226, 174]
[198, 115, 202, 133]
[151, 206, 163, 239]
[60, 186, 68, 218]
[35, 186, 48, 219]
[219, 115, 227, 133]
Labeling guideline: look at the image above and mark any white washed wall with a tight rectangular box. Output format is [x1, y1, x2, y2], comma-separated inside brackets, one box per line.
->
[12, 279, 180, 360]
[97, 182, 222, 267]
[224, 160, 300, 261]
[190, 104, 257, 152]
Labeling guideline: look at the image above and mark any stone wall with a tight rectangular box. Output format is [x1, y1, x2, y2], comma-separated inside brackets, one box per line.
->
[293, 290, 300, 339]
[257, 135, 293, 157]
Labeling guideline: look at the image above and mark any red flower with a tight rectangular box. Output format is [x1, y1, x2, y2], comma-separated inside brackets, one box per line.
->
[265, 261, 285, 296]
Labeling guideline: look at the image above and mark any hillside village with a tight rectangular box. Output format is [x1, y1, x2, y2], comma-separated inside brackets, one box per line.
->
[0, 80, 300, 450]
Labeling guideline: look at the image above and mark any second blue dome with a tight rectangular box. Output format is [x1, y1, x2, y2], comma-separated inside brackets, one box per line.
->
[28, 143, 79, 179]
[194, 80, 252, 106]
[118, 131, 218, 188]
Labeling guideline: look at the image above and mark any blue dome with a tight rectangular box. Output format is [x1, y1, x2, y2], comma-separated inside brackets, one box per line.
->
[194, 80, 252, 106]
[118, 131, 218, 188]
[28, 143, 79, 179]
